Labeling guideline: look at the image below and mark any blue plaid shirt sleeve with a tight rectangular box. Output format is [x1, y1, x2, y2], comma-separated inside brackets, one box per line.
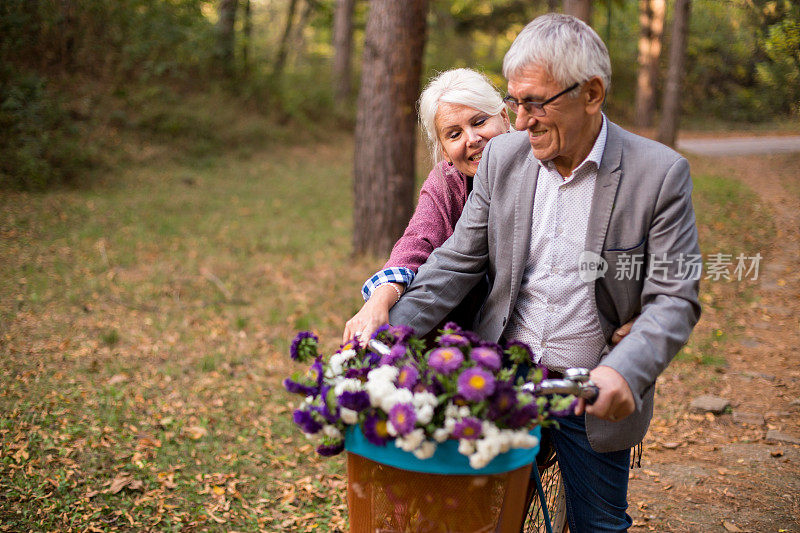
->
[361, 267, 416, 301]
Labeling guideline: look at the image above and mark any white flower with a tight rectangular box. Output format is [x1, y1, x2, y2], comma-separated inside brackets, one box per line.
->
[395, 429, 425, 452]
[368, 366, 399, 383]
[445, 403, 459, 418]
[413, 391, 438, 409]
[413, 440, 437, 460]
[458, 439, 476, 456]
[458, 406, 471, 418]
[323, 425, 342, 439]
[386, 421, 398, 437]
[416, 404, 434, 425]
[340, 407, 358, 425]
[379, 387, 412, 413]
[444, 417, 456, 431]
[365, 378, 396, 408]
[469, 451, 492, 470]
[334, 378, 363, 397]
[339, 349, 357, 362]
[433, 428, 450, 443]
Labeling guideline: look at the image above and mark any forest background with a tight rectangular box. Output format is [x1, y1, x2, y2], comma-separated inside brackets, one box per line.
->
[2, 0, 799, 193]
[1, 1, 800, 531]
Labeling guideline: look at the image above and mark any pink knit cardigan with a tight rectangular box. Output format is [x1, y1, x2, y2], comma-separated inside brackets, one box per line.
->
[383, 160, 470, 273]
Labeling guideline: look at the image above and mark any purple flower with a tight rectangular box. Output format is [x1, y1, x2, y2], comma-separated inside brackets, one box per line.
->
[438, 333, 471, 347]
[345, 367, 371, 380]
[452, 417, 482, 440]
[387, 325, 415, 343]
[283, 378, 317, 397]
[428, 347, 464, 375]
[293, 408, 322, 434]
[457, 367, 496, 402]
[363, 414, 391, 446]
[470, 346, 502, 371]
[508, 401, 539, 429]
[442, 322, 463, 333]
[372, 324, 391, 338]
[389, 403, 417, 435]
[339, 337, 361, 352]
[381, 343, 407, 366]
[338, 390, 370, 412]
[316, 385, 339, 423]
[317, 440, 345, 456]
[290, 331, 318, 362]
[396, 365, 419, 389]
[488, 381, 518, 419]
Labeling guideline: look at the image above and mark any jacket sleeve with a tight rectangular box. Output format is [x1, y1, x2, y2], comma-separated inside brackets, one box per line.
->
[599, 156, 702, 411]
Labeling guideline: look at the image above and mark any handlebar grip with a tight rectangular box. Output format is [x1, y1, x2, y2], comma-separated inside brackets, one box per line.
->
[581, 384, 599, 405]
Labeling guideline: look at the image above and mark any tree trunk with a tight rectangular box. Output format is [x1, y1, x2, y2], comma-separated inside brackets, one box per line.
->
[657, 0, 691, 147]
[240, 0, 252, 74]
[216, 0, 238, 76]
[332, 0, 356, 105]
[634, 0, 665, 128]
[353, 0, 428, 256]
[273, 0, 299, 80]
[563, 0, 592, 25]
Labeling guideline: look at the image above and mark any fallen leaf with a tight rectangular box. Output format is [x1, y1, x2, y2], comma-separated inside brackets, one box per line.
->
[108, 474, 133, 494]
[108, 374, 128, 385]
[722, 520, 744, 532]
[771, 449, 784, 457]
[183, 426, 208, 440]
[661, 441, 681, 449]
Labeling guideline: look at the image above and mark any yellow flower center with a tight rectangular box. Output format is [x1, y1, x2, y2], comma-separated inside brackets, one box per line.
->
[441, 350, 453, 361]
[463, 426, 475, 436]
[376, 420, 389, 437]
[469, 374, 486, 389]
[396, 412, 406, 424]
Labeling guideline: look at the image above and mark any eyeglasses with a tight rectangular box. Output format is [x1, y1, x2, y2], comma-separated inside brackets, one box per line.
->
[503, 83, 580, 117]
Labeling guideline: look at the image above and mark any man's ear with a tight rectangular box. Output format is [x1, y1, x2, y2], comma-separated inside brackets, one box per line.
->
[500, 108, 511, 131]
[584, 76, 605, 114]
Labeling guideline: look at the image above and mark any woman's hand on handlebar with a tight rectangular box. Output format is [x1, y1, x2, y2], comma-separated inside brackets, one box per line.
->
[342, 283, 403, 343]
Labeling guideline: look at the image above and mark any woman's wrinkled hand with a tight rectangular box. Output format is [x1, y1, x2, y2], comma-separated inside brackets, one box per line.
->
[610, 315, 638, 346]
[342, 283, 403, 343]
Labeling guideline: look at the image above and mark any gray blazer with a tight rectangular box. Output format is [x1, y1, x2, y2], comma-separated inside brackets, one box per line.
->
[388, 121, 701, 452]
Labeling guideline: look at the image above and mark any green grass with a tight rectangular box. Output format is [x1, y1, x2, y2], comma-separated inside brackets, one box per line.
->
[0, 114, 779, 530]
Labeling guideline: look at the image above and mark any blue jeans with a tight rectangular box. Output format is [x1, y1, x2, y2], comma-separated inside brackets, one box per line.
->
[546, 414, 633, 532]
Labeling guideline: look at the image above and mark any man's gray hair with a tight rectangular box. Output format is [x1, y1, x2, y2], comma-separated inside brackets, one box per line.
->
[418, 68, 505, 164]
[502, 14, 611, 92]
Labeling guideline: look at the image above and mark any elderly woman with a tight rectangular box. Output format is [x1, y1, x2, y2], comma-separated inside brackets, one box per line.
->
[343, 68, 510, 343]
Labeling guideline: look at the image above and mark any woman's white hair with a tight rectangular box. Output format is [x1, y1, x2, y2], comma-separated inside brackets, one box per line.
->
[502, 13, 611, 93]
[418, 68, 505, 164]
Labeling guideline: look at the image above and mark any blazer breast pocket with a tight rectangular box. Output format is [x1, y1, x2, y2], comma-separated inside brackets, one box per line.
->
[601, 240, 646, 320]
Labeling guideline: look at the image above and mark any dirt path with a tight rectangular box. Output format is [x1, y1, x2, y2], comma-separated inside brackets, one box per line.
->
[677, 136, 800, 156]
[627, 152, 800, 532]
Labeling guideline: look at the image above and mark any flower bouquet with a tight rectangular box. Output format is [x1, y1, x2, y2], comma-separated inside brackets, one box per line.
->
[284, 323, 578, 532]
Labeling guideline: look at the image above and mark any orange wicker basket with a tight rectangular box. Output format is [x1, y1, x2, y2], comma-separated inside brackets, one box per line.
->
[344, 426, 539, 532]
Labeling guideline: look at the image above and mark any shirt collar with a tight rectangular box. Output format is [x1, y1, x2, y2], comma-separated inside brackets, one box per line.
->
[537, 113, 607, 178]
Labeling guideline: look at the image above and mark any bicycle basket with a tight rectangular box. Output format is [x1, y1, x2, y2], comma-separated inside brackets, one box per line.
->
[345, 425, 540, 533]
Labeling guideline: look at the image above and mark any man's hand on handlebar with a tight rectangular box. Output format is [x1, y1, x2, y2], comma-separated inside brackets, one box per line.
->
[574, 365, 635, 423]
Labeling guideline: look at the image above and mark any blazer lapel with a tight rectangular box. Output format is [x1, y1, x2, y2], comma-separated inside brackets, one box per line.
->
[510, 155, 538, 304]
[585, 121, 623, 256]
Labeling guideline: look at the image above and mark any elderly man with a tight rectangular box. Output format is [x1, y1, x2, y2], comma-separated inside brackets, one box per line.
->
[388, 13, 701, 531]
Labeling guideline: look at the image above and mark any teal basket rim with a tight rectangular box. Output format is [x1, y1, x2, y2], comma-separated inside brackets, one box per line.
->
[344, 424, 540, 475]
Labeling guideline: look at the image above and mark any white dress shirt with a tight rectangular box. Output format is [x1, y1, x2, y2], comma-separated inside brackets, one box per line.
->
[504, 116, 609, 371]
